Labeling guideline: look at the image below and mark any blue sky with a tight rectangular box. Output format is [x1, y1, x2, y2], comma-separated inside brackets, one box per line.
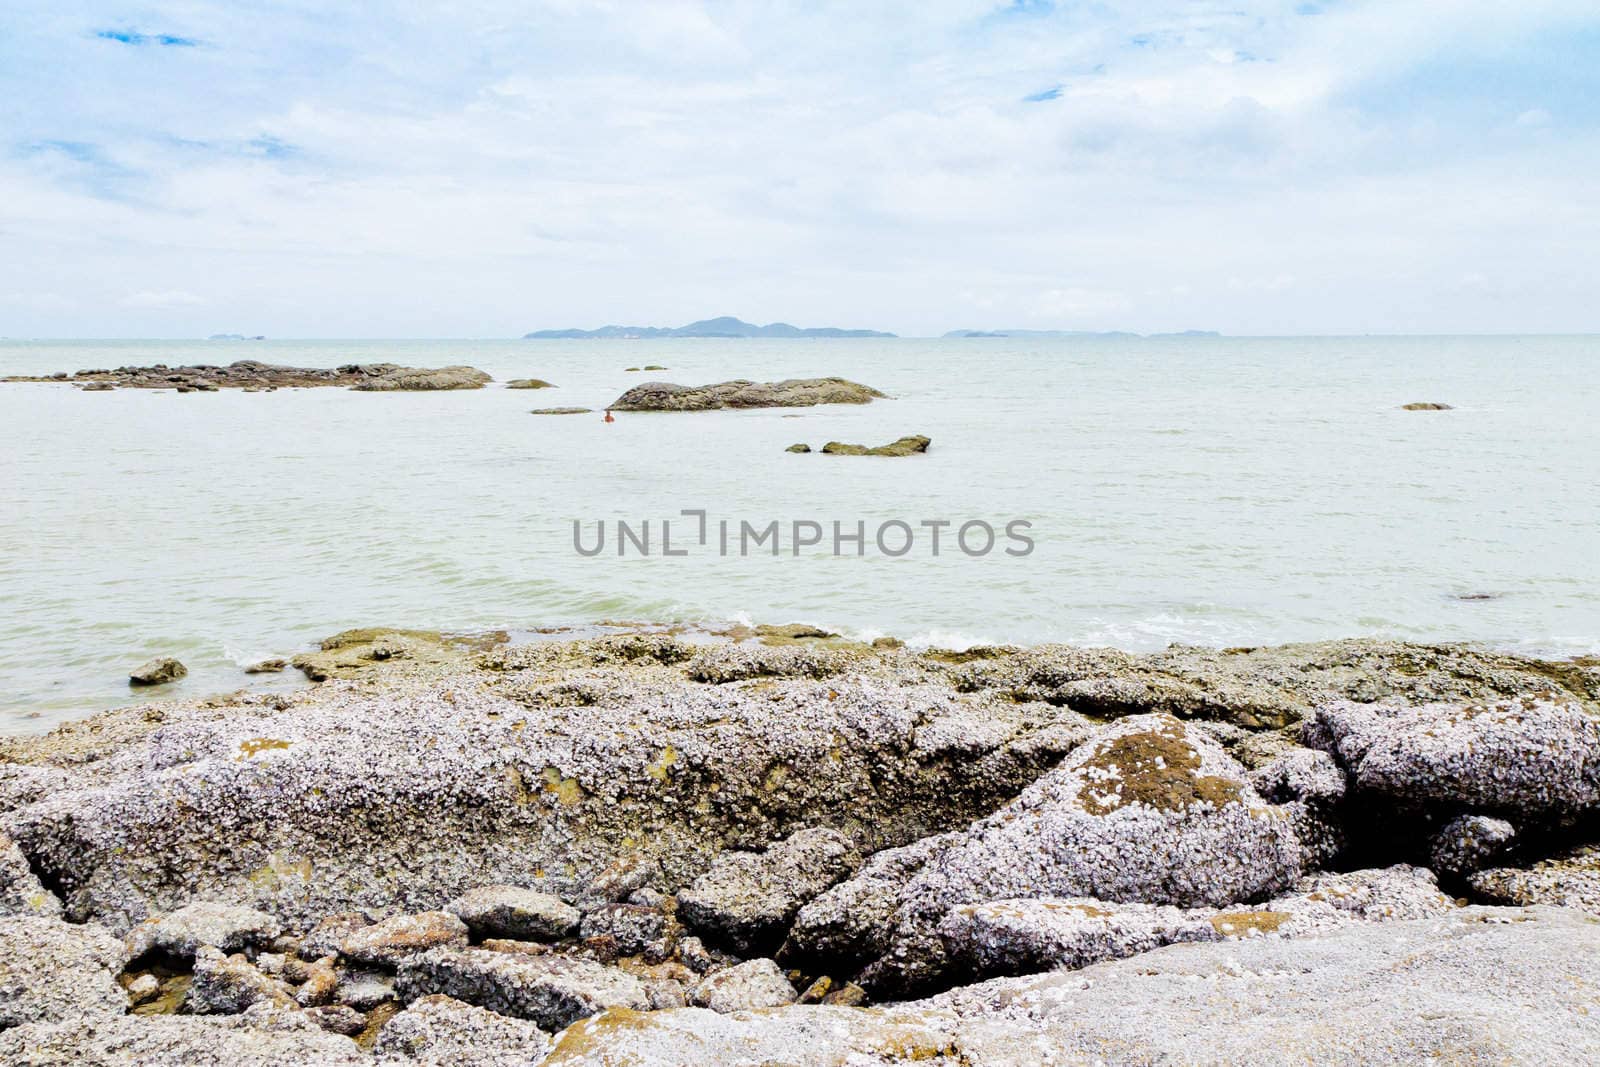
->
[0, 1, 1596, 336]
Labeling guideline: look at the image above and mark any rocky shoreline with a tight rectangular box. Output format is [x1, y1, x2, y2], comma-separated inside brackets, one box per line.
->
[3, 626, 1600, 1063]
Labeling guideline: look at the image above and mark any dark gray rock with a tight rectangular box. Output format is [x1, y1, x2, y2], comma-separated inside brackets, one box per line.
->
[1471, 843, 1600, 914]
[186, 945, 296, 1013]
[340, 911, 468, 967]
[677, 828, 861, 953]
[0, 915, 128, 1028]
[0, 1003, 367, 1064]
[445, 886, 580, 941]
[395, 946, 650, 1031]
[1306, 692, 1600, 818]
[687, 957, 796, 1013]
[1431, 815, 1518, 876]
[373, 993, 552, 1062]
[0, 832, 61, 919]
[129, 657, 187, 686]
[125, 900, 282, 961]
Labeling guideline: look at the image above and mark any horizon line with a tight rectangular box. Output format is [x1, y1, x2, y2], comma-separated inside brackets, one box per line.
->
[4, 331, 1600, 342]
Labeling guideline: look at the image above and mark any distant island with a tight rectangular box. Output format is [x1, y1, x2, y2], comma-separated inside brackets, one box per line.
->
[523, 316, 895, 339]
[944, 329, 1221, 339]
[208, 333, 267, 341]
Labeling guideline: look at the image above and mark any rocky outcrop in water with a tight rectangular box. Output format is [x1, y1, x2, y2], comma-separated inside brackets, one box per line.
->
[0, 630, 1598, 1061]
[3, 361, 491, 392]
[350, 367, 491, 391]
[609, 378, 886, 411]
[819, 435, 930, 456]
[128, 657, 186, 686]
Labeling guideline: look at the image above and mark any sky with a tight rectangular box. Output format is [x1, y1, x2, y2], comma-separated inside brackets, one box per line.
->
[0, 1, 1596, 338]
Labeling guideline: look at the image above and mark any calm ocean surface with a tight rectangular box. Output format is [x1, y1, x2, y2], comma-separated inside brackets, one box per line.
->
[2, 335, 1597, 732]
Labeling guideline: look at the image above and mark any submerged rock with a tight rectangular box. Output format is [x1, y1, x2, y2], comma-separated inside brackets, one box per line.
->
[506, 379, 555, 389]
[784, 443, 811, 453]
[819, 435, 930, 457]
[289, 627, 501, 682]
[610, 377, 886, 411]
[530, 407, 593, 415]
[243, 658, 287, 674]
[129, 657, 187, 686]
[1401, 401, 1454, 410]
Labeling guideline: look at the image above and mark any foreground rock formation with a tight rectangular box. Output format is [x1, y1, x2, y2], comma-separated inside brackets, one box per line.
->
[0, 628, 1597, 1063]
[609, 377, 886, 411]
[3, 361, 491, 392]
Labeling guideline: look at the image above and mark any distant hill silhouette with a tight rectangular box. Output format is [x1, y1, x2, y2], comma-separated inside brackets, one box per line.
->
[523, 316, 895, 339]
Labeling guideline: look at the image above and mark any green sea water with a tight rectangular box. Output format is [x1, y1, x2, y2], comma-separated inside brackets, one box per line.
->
[2, 334, 1596, 732]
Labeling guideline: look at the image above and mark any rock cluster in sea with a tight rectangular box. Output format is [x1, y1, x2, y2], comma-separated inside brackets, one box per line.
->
[609, 377, 885, 411]
[818, 435, 930, 456]
[2, 628, 1600, 1063]
[2, 360, 492, 392]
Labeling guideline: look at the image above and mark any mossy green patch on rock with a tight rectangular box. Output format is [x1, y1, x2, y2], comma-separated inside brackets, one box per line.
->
[541, 1008, 658, 1062]
[292, 627, 508, 682]
[236, 737, 292, 760]
[1075, 719, 1244, 815]
[1210, 909, 1292, 937]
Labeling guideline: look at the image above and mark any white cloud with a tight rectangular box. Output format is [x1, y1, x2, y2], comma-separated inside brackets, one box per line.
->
[118, 290, 204, 309]
[0, 291, 74, 310]
[1032, 287, 1135, 320]
[0, 0, 1595, 335]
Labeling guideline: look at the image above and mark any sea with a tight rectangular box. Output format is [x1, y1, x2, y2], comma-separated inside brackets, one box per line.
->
[2, 334, 1596, 733]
